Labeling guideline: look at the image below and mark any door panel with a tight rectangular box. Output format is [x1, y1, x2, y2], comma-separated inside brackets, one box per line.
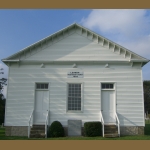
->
[101, 91, 115, 124]
[34, 91, 49, 124]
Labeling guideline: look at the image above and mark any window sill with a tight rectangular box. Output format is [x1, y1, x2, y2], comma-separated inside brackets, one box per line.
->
[35, 89, 49, 91]
[66, 110, 83, 113]
[101, 89, 115, 91]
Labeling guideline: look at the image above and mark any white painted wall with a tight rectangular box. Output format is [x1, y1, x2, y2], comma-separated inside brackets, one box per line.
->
[5, 63, 144, 127]
[18, 33, 130, 61]
[5, 32, 144, 127]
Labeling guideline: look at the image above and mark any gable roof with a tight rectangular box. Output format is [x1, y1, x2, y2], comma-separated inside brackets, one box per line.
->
[2, 23, 149, 66]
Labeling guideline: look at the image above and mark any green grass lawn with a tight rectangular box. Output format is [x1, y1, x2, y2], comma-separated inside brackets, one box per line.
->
[0, 121, 150, 140]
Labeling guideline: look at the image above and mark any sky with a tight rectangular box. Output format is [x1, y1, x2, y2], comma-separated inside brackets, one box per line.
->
[0, 9, 150, 97]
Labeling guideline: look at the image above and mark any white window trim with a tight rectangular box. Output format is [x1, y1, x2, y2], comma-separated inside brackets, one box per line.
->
[66, 82, 84, 113]
[35, 82, 50, 91]
[101, 82, 116, 91]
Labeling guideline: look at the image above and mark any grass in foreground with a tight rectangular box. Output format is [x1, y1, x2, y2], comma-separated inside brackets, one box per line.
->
[0, 121, 150, 140]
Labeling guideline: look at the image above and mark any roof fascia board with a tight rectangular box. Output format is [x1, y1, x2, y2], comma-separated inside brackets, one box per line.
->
[2, 59, 20, 62]
[2, 59, 149, 64]
[2, 59, 148, 63]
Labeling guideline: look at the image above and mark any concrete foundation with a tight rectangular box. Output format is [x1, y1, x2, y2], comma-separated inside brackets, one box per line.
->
[120, 126, 144, 135]
[5, 126, 144, 137]
[5, 126, 28, 136]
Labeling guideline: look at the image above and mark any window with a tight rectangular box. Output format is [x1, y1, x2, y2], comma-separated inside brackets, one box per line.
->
[68, 83, 81, 111]
[101, 83, 114, 89]
[36, 83, 49, 89]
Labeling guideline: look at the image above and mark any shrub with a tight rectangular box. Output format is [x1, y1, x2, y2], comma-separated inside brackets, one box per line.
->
[84, 121, 102, 137]
[49, 121, 64, 137]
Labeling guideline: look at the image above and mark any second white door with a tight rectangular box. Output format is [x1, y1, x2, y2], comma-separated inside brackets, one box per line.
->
[101, 90, 115, 124]
[34, 90, 49, 124]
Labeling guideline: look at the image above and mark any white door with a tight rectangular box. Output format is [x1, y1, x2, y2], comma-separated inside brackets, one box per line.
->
[101, 90, 115, 124]
[34, 91, 49, 124]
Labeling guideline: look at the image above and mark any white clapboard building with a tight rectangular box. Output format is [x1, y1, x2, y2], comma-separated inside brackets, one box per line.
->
[2, 23, 149, 138]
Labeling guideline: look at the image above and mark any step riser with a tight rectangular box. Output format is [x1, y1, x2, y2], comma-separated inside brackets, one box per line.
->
[105, 130, 118, 132]
[31, 129, 45, 131]
[30, 125, 46, 138]
[105, 131, 118, 134]
[105, 127, 117, 129]
[105, 129, 117, 131]
[30, 131, 45, 134]
[32, 127, 45, 129]
[104, 125, 119, 138]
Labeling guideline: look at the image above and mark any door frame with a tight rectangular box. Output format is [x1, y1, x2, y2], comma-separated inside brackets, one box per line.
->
[33, 82, 50, 124]
[100, 81, 117, 123]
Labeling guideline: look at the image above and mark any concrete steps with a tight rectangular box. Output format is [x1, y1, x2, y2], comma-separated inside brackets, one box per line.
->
[104, 125, 119, 138]
[30, 125, 45, 138]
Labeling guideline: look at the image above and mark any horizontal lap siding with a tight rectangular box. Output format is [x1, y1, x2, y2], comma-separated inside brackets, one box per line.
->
[24, 33, 128, 62]
[5, 64, 144, 127]
[5, 33, 144, 126]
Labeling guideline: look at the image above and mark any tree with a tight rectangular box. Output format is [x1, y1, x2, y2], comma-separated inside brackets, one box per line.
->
[0, 68, 7, 124]
[0, 78, 7, 94]
[143, 81, 150, 114]
[0, 93, 6, 124]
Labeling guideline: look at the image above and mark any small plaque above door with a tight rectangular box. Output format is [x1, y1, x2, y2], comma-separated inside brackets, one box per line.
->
[67, 72, 83, 78]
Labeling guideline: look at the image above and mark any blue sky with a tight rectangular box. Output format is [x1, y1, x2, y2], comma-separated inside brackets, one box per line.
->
[0, 9, 150, 96]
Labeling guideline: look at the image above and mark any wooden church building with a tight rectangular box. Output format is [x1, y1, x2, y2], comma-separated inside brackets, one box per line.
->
[2, 23, 149, 137]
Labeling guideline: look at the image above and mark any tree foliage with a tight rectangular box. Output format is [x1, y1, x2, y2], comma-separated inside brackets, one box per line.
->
[0, 94, 6, 124]
[0, 78, 7, 94]
[143, 81, 150, 114]
[0, 78, 7, 124]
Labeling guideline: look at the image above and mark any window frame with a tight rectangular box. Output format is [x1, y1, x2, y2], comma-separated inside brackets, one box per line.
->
[66, 82, 84, 113]
[35, 82, 49, 91]
[101, 83, 114, 90]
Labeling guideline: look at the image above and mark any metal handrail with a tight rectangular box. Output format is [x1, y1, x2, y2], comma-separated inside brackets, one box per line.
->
[28, 110, 34, 138]
[45, 110, 49, 138]
[115, 112, 120, 137]
[100, 111, 104, 137]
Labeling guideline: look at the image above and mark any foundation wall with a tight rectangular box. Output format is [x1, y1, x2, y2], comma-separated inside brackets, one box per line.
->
[5, 126, 144, 137]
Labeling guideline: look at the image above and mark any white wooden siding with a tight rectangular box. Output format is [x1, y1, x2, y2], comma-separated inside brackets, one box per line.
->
[21, 33, 129, 61]
[5, 63, 144, 127]
[5, 32, 144, 127]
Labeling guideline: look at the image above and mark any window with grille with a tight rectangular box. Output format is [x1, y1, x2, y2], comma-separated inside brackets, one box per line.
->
[68, 83, 81, 111]
[101, 83, 114, 89]
[36, 83, 49, 89]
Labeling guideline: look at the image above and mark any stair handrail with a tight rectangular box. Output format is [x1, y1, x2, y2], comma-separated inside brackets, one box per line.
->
[100, 111, 104, 137]
[115, 112, 120, 137]
[45, 110, 49, 138]
[28, 109, 34, 138]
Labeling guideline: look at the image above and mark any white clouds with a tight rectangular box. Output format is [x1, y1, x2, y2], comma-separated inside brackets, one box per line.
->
[81, 9, 150, 79]
[81, 9, 149, 37]
[81, 9, 150, 59]
[119, 35, 150, 58]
